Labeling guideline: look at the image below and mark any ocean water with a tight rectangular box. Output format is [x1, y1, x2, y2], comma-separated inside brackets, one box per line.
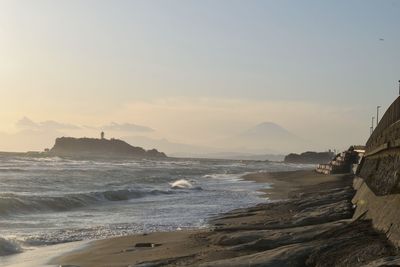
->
[0, 155, 312, 262]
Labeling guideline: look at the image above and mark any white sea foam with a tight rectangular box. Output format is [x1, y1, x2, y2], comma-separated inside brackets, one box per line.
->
[170, 179, 193, 189]
[170, 179, 202, 190]
[202, 173, 242, 181]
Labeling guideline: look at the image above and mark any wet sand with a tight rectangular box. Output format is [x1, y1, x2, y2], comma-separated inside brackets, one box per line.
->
[53, 170, 396, 267]
[242, 170, 348, 200]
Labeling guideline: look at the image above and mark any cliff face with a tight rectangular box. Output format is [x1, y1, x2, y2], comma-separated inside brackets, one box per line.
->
[49, 137, 167, 158]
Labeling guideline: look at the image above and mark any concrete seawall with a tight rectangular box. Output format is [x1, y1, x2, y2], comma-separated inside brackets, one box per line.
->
[354, 96, 400, 247]
[352, 176, 400, 247]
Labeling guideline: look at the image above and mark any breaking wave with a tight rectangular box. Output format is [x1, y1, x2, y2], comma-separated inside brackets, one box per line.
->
[0, 237, 22, 256]
[0, 189, 173, 216]
[170, 179, 202, 190]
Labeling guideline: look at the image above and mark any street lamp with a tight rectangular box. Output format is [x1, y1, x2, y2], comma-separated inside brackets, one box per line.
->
[377, 106, 381, 126]
[371, 116, 375, 133]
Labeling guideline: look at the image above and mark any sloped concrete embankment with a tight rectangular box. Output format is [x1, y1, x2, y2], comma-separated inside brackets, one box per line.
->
[353, 164, 400, 247]
[353, 96, 400, 249]
[345, 96, 400, 267]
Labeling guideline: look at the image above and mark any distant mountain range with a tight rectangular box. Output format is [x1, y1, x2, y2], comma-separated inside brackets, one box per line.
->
[240, 122, 296, 140]
[123, 122, 309, 160]
[122, 136, 214, 155]
[232, 122, 309, 152]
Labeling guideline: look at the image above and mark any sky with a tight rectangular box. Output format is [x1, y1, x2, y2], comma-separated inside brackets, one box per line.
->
[0, 0, 399, 153]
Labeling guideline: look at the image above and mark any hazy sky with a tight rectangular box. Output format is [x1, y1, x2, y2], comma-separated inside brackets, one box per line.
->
[0, 0, 399, 152]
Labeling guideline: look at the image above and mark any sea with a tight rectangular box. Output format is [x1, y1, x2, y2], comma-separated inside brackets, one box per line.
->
[0, 155, 312, 266]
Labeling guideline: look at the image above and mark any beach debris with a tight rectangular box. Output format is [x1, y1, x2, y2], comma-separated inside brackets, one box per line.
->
[134, 242, 160, 248]
[121, 248, 136, 253]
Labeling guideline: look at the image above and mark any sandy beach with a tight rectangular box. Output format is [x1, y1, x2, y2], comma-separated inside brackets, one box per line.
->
[52, 170, 396, 267]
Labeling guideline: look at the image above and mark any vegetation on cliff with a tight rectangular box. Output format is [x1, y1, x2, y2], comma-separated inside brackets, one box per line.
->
[284, 151, 334, 164]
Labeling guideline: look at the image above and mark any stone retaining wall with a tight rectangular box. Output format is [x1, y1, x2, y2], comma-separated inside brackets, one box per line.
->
[354, 96, 400, 247]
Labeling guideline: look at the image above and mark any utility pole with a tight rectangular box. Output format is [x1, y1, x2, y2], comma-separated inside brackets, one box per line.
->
[377, 105, 381, 126]
[398, 80, 400, 95]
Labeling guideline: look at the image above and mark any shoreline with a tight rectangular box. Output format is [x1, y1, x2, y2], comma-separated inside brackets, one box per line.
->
[1, 240, 90, 267]
[52, 169, 395, 267]
[5, 169, 394, 267]
[241, 170, 338, 200]
[1, 167, 281, 267]
[50, 169, 292, 266]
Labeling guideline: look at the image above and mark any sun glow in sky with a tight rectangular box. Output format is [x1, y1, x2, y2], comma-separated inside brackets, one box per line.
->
[0, 0, 399, 153]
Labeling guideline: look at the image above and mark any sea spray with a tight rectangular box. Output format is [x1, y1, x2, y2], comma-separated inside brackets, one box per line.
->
[170, 179, 203, 190]
[170, 179, 193, 189]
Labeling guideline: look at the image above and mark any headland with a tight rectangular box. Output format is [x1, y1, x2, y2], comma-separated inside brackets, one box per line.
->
[284, 151, 335, 164]
[48, 136, 167, 159]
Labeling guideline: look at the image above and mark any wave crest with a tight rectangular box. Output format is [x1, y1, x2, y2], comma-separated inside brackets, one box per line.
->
[0, 189, 173, 216]
[0, 237, 22, 256]
[170, 179, 193, 189]
[170, 179, 202, 190]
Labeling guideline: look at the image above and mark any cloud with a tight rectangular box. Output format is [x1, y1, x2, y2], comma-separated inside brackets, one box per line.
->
[0, 119, 154, 152]
[16, 117, 80, 131]
[16, 117, 38, 129]
[102, 122, 154, 133]
[40, 120, 80, 130]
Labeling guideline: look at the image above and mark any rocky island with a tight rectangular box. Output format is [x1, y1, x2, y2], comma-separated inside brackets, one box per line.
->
[284, 151, 335, 164]
[48, 136, 167, 159]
